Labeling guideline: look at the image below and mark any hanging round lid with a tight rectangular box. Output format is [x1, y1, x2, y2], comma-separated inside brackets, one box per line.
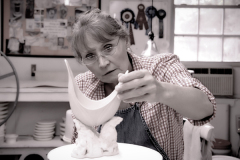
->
[213, 138, 231, 149]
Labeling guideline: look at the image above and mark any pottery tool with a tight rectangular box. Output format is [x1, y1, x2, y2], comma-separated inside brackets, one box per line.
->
[156, 9, 166, 38]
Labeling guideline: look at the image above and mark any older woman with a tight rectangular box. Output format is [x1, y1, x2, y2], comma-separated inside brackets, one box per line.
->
[70, 8, 216, 160]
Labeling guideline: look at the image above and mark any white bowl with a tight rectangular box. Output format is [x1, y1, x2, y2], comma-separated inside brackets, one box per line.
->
[5, 134, 18, 144]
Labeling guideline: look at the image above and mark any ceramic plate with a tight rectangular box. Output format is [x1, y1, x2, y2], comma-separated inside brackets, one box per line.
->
[59, 122, 65, 128]
[60, 126, 65, 131]
[34, 127, 55, 132]
[35, 123, 55, 128]
[37, 121, 56, 125]
[33, 134, 53, 139]
[34, 137, 53, 141]
[0, 119, 6, 123]
[0, 106, 8, 111]
[0, 103, 8, 107]
[35, 125, 55, 130]
[60, 127, 65, 132]
[0, 114, 8, 119]
[34, 131, 54, 136]
[34, 129, 54, 133]
[0, 110, 8, 115]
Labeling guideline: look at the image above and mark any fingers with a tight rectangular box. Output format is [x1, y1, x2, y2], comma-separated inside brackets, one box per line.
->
[115, 69, 160, 103]
[117, 84, 155, 103]
[118, 70, 146, 83]
[116, 70, 152, 93]
[118, 70, 129, 80]
[115, 79, 143, 93]
[121, 93, 151, 103]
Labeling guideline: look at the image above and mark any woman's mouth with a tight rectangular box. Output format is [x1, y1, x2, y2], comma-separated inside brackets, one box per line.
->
[104, 69, 116, 75]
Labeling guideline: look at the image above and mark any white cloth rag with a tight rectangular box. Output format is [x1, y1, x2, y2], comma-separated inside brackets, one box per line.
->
[183, 120, 214, 160]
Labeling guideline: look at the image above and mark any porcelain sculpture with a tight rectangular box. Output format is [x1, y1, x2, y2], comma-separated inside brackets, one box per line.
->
[65, 60, 127, 158]
[71, 116, 123, 158]
[64, 59, 123, 127]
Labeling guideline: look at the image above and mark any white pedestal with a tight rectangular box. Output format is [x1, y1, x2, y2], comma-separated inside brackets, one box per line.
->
[48, 143, 162, 160]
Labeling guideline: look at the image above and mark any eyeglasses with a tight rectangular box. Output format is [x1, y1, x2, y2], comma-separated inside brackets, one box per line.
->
[82, 37, 120, 65]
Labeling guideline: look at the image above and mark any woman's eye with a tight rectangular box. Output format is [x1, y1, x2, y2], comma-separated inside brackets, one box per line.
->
[104, 45, 113, 52]
[85, 53, 96, 59]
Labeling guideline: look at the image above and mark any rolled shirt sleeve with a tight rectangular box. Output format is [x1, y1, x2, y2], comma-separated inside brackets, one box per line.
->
[160, 53, 216, 126]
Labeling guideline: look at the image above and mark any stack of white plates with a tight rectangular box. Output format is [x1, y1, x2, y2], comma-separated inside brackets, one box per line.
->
[0, 102, 8, 143]
[33, 121, 56, 141]
[0, 124, 5, 143]
[59, 117, 65, 140]
[0, 102, 9, 124]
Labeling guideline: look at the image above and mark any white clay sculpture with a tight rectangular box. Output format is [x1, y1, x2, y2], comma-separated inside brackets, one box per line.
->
[71, 116, 123, 158]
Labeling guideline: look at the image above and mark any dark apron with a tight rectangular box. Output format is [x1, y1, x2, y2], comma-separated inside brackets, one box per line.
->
[115, 102, 169, 160]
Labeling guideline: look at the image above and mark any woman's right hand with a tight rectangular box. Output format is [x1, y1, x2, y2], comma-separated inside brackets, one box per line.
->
[115, 69, 163, 103]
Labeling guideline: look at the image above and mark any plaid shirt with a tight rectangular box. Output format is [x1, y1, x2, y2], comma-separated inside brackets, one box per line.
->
[72, 53, 216, 160]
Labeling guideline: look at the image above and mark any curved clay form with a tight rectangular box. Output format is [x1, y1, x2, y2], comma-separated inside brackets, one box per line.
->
[65, 60, 121, 126]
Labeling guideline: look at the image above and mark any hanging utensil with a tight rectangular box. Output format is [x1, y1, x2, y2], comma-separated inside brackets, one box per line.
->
[136, 4, 148, 31]
[145, 6, 157, 35]
[156, 9, 166, 38]
[120, 8, 136, 45]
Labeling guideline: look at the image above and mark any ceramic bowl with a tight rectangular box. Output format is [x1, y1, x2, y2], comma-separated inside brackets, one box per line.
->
[5, 134, 18, 144]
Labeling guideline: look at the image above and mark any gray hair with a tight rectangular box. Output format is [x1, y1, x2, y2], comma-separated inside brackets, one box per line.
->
[71, 8, 129, 63]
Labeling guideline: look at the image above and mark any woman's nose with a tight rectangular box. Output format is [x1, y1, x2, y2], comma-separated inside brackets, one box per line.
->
[98, 55, 109, 68]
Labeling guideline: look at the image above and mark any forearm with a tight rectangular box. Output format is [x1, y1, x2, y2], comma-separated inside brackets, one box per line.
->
[158, 82, 214, 120]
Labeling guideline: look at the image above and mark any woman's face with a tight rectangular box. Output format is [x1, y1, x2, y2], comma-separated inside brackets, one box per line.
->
[80, 35, 132, 85]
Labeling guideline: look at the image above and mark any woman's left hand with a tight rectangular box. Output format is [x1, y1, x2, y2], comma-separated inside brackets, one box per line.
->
[115, 69, 161, 103]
